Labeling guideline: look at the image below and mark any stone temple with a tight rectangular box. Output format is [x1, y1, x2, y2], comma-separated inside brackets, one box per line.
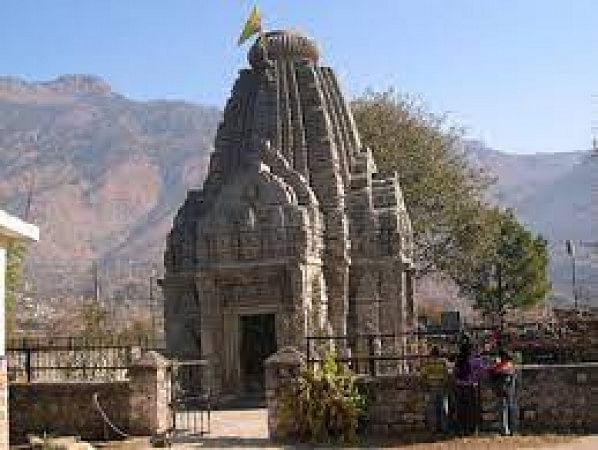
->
[163, 30, 416, 395]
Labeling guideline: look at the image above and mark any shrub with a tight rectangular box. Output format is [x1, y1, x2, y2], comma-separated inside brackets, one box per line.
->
[278, 352, 367, 444]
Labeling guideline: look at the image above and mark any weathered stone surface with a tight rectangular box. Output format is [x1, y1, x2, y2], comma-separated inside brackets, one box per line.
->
[265, 363, 598, 439]
[128, 351, 171, 436]
[10, 382, 129, 444]
[264, 347, 306, 440]
[10, 353, 172, 444]
[163, 29, 415, 396]
[0, 360, 7, 450]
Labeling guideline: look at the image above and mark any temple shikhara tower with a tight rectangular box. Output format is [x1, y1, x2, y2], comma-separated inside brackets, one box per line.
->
[163, 30, 416, 395]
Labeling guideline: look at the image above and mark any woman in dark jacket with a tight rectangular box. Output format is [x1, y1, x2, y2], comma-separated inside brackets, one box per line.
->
[453, 341, 485, 435]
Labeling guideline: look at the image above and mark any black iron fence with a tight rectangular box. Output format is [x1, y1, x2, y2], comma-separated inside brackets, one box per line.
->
[306, 330, 478, 376]
[6, 336, 165, 383]
[170, 360, 212, 437]
[306, 325, 598, 375]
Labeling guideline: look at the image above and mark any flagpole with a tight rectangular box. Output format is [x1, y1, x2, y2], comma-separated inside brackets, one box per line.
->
[237, 5, 269, 67]
[258, 28, 267, 61]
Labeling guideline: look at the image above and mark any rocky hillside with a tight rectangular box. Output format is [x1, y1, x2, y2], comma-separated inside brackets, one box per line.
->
[0, 75, 594, 305]
[0, 75, 220, 296]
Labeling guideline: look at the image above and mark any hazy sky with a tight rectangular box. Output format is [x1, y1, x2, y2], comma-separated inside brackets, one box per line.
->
[1, 0, 596, 154]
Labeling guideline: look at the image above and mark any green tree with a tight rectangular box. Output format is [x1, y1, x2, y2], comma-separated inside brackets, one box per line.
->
[119, 317, 154, 342]
[78, 301, 109, 340]
[5, 242, 26, 337]
[465, 208, 550, 322]
[351, 90, 493, 282]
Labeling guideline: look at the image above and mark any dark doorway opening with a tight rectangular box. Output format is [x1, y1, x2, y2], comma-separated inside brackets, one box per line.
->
[240, 313, 277, 394]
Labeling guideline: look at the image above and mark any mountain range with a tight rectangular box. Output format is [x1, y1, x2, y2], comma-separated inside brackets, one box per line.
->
[0, 75, 594, 305]
[464, 141, 596, 305]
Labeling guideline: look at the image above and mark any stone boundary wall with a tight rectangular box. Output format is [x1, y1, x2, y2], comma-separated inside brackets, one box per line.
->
[517, 364, 598, 432]
[265, 347, 306, 440]
[10, 382, 129, 443]
[8, 351, 171, 445]
[359, 367, 598, 436]
[265, 348, 598, 439]
[357, 373, 428, 436]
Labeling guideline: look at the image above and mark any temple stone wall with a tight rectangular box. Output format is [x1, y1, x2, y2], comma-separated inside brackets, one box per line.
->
[361, 364, 598, 436]
[127, 351, 171, 436]
[10, 382, 130, 444]
[265, 350, 598, 439]
[9, 352, 171, 444]
[516, 364, 598, 432]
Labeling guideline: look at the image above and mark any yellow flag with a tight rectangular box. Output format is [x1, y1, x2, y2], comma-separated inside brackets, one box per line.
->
[238, 5, 262, 46]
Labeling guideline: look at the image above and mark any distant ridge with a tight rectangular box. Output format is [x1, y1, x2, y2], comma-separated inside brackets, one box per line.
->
[0, 75, 593, 305]
[0, 74, 113, 96]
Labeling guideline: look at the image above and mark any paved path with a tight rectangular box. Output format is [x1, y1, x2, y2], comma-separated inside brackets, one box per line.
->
[169, 409, 598, 449]
[171, 408, 272, 449]
[535, 436, 598, 450]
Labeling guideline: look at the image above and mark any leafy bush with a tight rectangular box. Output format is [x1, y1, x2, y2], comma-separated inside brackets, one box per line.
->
[278, 352, 367, 444]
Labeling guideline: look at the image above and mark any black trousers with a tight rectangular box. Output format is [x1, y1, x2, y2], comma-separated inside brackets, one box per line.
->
[454, 384, 479, 435]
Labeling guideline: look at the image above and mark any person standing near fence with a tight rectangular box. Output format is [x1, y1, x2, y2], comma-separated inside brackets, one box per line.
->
[422, 346, 449, 434]
[490, 349, 517, 436]
[453, 340, 487, 436]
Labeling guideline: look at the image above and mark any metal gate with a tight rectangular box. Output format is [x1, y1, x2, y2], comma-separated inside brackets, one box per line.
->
[170, 360, 211, 437]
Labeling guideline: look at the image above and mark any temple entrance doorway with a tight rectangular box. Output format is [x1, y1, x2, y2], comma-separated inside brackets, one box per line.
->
[240, 313, 277, 394]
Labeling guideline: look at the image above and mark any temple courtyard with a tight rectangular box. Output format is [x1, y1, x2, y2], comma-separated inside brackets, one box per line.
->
[93, 408, 598, 449]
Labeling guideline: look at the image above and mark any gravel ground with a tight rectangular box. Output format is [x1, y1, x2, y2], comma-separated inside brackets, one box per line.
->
[94, 408, 598, 449]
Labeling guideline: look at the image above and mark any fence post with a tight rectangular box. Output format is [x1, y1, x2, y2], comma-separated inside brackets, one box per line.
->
[367, 335, 375, 376]
[265, 347, 305, 440]
[348, 334, 356, 372]
[128, 351, 171, 436]
[25, 348, 32, 383]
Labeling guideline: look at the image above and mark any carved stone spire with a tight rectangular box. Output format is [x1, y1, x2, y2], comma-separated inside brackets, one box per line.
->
[164, 29, 415, 393]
